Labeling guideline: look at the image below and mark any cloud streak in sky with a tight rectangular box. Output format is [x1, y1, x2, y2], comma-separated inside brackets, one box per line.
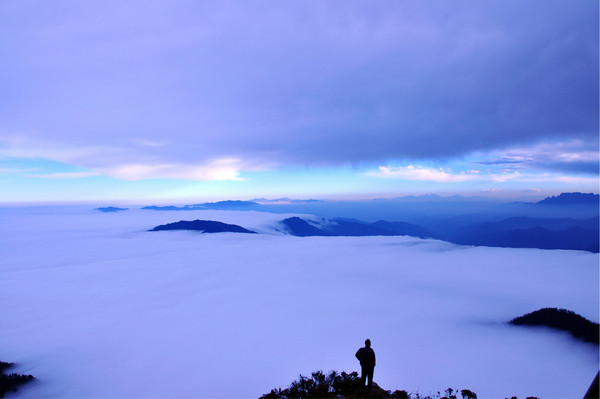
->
[366, 165, 479, 183]
[0, 0, 597, 175]
[475, 138, 600, 175]
[98, 160, 247, 181]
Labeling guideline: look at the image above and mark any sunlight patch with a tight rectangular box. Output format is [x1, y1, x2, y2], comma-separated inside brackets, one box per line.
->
[365, 165, 478, 183]
[102, 159, 246, 181]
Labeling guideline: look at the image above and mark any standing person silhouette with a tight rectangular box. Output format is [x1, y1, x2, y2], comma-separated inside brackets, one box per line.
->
[355, 339, 376, 389]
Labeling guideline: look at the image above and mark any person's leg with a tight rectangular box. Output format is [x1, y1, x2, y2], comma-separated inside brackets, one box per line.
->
[367, 367, 374, 389]
[361, 366, 367, 386]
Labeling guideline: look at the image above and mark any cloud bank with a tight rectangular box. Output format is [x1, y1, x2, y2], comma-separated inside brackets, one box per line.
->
[1, 207, 598, 398]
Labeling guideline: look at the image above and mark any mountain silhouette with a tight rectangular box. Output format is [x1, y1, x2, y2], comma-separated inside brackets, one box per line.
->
[279, 214, 599, 252]
[95, 206, 128, 213]
[451, 225, 599, 252]
[0, 361, 35, 397]
[536, 192, 599, 206]
[280, 217, 330, 236]
[197, 200, 260, 210]
[280, 217, 410, 237]
[149, 220, 257, 234]
[142, 201, 260, 211]
[510, 308, 599, 345]
[448, 217, 599, 252]
[142, 192, 599, 252]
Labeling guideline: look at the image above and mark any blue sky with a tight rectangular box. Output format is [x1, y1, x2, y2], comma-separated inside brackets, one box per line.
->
[0, 1, 598, 203]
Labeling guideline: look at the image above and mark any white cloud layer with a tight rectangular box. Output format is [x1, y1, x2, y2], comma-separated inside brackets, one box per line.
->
[0, 207, 597, 398]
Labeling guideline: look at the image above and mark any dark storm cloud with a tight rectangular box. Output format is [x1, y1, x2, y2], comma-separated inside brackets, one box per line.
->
[0, 0, 597, 170]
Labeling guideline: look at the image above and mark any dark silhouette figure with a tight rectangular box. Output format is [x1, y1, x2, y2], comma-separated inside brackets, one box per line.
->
[355, 339, 376, 389]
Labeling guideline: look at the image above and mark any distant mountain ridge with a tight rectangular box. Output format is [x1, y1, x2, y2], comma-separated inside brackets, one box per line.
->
[142, 200, 260, 211]
[279, 217, 402, 237]
[140, 192, 599, 252]
[276, 214, 598, 252]
[536, 192, 599, 205]
[199, 200, 260, 210]
[451, 224, 599, 252]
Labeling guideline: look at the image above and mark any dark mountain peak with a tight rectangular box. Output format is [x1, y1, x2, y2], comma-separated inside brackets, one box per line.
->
[510, 308, 599, 345]
[149, 220, 257, 234]
[95, 206, 128, 213]
[280, 217, 329, 237]
[537, 192, 599, 205]
[280, 217, 429, 238]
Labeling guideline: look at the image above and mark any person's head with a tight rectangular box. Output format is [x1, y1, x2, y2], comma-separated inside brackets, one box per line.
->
[365, 339, 371, 348]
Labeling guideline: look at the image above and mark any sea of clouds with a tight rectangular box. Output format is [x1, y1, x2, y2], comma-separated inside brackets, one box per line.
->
[1, 206, 598, 398]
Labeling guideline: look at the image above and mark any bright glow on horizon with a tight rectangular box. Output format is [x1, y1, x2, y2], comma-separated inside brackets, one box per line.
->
[1, 139, 597, 204]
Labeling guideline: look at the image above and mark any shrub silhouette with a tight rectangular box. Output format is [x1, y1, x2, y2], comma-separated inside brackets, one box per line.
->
[0, 361, 34, 398]
[260, 370, 474, 399]
[460, 389, 476, 399]
[261, 370, 365, 398]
